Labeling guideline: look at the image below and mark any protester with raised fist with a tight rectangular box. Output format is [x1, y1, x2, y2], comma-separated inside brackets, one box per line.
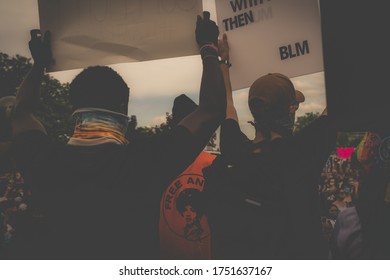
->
[10, 11, 225, 260]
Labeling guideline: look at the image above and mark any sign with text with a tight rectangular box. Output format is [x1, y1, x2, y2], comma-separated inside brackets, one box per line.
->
[215, 0, 323, 91]
[38, 0, 203, 72]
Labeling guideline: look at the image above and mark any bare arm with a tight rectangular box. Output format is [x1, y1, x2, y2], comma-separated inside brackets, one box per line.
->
[12, 30, 52, 137]
[218, 33, 238, 122]
[178, 12, 226, 140]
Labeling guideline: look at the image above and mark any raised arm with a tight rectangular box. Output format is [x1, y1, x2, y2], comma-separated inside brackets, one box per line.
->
[12, 30, 52, 137]
[178, 12, 226, 140]
[218, 33, 238, 122]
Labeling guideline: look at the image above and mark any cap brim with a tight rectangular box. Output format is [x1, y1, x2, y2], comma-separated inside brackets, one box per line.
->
[295, 90, 305, 103]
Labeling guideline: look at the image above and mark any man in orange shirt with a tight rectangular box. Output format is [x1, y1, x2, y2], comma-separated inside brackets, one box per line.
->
[159, 94, 217, 259]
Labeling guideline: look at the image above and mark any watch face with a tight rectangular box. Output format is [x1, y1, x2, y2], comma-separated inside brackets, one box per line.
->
[220, 60, 231, 67]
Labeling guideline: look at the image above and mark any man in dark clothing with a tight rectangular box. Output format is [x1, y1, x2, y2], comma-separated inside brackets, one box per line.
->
[204, 34, 336, 259]
[9, 12, 225, 259]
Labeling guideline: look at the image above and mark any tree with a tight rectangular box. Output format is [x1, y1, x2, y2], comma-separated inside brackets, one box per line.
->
[129, 112, 219, 151]
[293, 111, 365, 147]
[294, 112, 320, 134]
[152, 112, 174, 135]
[1, 52, 220, 148]
[0, 52, 73, 143]
[336, 131, 365, 147]
[0, 53, 32, 98]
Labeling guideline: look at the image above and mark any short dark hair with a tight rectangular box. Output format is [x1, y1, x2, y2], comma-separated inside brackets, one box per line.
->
[69, 66, 129, 113]
[176, 188, 203, 217]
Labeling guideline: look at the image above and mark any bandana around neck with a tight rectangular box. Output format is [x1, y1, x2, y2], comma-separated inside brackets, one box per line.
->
[68, 108, 129, 146]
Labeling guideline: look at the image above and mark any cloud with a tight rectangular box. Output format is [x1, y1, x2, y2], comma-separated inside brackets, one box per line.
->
[150, 114, 168, 127]
[297, 102, 325, 116]
[291, 72, 326, 99]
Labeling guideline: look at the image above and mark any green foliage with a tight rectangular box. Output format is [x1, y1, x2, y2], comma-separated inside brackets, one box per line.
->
[36, 77, 73, 143]
[336, 132, 365, 147]
[0, 53, 32, 97]
[1, 52, 218, 147]
[127, 112, 174, 139]
[293, 111, 365, 147]
[0, 52, 73, 143]
[152, 112, 174, 135]
[293, 112, 321, 134]
[128, 112, 218, 149]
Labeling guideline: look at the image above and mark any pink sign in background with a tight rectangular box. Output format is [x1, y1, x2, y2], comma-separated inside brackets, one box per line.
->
[337, 148, 355, 159]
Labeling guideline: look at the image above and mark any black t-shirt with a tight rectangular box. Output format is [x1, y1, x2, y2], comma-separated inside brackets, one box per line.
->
[10, 126, 202, 260]
[207, 117, 336, 259]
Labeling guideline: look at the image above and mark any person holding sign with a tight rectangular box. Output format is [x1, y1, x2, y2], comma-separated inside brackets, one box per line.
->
[203, 34, 336, 259]
[9, 12, 225, 260]
[159, 94, 217, 260]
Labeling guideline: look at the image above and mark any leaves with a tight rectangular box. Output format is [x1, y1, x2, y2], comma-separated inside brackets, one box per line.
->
[293, 112, 321, 134]
[0, 52, 73, 143]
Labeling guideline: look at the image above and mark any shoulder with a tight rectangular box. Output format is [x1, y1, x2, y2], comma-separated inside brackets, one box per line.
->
[220, 119, 251, 155]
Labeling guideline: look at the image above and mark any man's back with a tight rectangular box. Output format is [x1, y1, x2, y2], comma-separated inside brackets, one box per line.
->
[10, 13, 226, 259]
[204, 116, 335, 259]
[11, 126, 199, 259]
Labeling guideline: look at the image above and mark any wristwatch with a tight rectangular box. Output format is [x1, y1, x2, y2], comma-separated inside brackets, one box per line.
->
[219, 58, 232, 68]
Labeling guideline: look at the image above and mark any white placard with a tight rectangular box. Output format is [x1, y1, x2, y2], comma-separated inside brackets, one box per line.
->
[215, 0, 323, 91]
[38, 0, 203, 72]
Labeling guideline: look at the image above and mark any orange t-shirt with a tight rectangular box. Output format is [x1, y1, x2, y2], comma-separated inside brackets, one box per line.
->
[159, 151, 216, 259]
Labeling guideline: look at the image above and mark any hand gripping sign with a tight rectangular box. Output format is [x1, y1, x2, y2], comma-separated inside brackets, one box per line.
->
[38, 0, 203, 72]
[215, 0, 324, 91]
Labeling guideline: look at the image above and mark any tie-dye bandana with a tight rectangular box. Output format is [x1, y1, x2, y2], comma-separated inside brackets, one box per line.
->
[68, 108, 129, 146]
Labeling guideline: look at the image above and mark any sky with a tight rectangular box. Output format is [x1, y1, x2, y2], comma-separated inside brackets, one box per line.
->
[0, 0, 326, 138]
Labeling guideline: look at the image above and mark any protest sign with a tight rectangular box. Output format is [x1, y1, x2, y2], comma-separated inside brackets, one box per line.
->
[215, 0, 323, 91]
[38, 0, 202, 72]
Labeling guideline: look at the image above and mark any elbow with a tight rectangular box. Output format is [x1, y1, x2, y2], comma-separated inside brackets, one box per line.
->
[201, 102, 226, 124]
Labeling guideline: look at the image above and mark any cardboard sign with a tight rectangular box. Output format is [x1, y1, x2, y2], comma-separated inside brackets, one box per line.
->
[320, 0, 390, 131]
[215, 0, 323, 91]
[38, 0, 203, 72]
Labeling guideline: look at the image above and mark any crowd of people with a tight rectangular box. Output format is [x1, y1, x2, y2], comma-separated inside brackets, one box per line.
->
[0, 11, 389, 260]
[318, 153, 360, 245]
[0, 170, 31, 258]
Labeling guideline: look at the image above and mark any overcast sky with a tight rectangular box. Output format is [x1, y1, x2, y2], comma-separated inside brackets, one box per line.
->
[0, 0, 326, 138]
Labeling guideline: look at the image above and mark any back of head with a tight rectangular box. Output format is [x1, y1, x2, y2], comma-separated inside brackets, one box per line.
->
[171, 94, 198, 126]
[248, 73, 296, 121]
[69, 66, 129, 114]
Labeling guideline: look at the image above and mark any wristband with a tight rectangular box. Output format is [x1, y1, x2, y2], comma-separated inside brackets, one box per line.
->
[199, 43, 218, 53]
[202, 55, 219, 62]
[200, 44, 218, 60]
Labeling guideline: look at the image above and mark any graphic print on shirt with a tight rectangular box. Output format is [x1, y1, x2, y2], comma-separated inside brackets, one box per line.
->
[162, 173, 209, 241]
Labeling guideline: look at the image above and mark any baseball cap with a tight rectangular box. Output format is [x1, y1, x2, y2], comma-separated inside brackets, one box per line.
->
[295, 90, 305, 104]
[248, 73, 296, 118]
